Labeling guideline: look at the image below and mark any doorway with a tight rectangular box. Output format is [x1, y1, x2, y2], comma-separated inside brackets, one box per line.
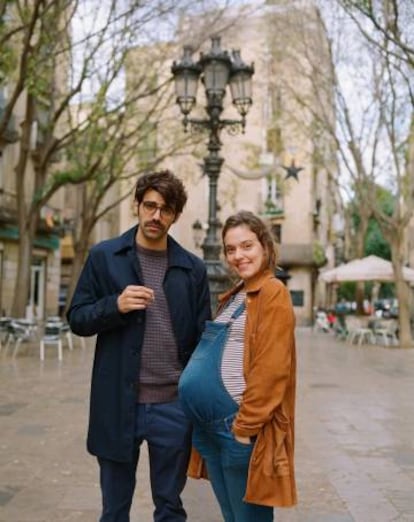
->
[27, 261, 45, 320]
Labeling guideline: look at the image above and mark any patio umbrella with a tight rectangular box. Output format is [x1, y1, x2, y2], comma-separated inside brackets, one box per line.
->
[319, 255, 414, 283]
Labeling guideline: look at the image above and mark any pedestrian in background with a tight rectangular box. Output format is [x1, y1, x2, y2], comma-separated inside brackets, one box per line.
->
[179, 210, 297, 522]
[67, 170, 211, 522]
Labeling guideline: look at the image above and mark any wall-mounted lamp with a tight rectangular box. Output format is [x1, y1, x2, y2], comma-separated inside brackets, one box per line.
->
[192, 219, 204, 249]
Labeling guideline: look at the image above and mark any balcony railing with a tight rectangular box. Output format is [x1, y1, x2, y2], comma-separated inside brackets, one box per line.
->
[0, 193, 63, 235]
[263, 197, 284, 217]
[278, 242, 327, 268]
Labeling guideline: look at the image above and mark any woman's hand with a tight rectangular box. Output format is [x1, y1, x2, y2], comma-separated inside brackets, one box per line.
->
[234, 435, 251, 445]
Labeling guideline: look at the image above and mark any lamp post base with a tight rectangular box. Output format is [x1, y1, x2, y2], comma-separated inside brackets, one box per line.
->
[205, 259, 230, 314]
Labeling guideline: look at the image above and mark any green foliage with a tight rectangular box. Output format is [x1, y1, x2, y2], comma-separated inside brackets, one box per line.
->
[364, 185, 393, 258]
[343, 0, 373, 14]
[365, 281, 395, 299]
[32, 167, 86, 204]
[364, 218, 391, 259]
[26, 39, 56, 99]
[337, 281, 356, 301]
[0, 7, 17, 81]
[313, 241, 327, 267]
[51, 169, 86, 184]
[338, 280, 395, 301]
[338, 281, 395, 301]
[0, 45, 16, 81]
[341, 184, 395, 301]
[375, 185, 394, 216]
[67, 124, 108, 166]
[349, 183, 394, 256]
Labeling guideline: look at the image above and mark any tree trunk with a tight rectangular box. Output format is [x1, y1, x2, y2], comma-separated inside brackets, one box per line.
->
[11, 219, 37, 317]
[64, 230, 91, 316]
[11, 95, 35, 318]
[355, 209, 369, 315]
[390, 239, 412, 347]
[355, 282, 365, 315]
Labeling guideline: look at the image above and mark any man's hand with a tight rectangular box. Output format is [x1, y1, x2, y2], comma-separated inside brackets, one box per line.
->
[117, 285, 154, 313]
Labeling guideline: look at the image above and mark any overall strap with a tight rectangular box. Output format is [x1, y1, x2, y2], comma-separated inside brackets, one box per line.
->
[228, 301, 245, 323]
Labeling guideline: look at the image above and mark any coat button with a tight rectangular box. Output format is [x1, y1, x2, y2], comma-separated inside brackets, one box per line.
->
[136, 316, 143, 324]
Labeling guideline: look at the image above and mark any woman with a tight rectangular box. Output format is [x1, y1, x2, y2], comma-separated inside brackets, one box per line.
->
[179, 210, 297, 522]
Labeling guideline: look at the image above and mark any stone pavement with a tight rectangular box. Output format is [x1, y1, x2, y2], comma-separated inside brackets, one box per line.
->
[1, 328, 414, 522]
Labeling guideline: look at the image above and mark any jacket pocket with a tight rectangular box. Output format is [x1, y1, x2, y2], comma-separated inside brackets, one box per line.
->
[272, 411, 290, 477]
[251, 411, 290, 477]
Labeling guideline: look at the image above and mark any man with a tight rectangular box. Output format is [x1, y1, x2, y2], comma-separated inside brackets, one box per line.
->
[67, 170, 211, 522]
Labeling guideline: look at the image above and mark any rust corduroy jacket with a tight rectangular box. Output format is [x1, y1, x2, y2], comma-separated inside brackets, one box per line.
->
[187, 269, 297, 507]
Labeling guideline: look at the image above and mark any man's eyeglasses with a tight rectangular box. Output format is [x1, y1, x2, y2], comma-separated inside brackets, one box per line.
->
[141, 200, 175, 219]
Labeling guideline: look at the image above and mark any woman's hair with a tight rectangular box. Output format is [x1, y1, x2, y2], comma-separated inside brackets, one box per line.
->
[222, 210, 278, 271]
[134, 170, 188, 214]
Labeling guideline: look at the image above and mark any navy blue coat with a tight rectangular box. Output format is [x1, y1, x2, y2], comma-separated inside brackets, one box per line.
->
[67, 225, 211, 462]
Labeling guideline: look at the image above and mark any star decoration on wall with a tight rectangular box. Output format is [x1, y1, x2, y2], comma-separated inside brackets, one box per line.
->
[282, 159, 304, 181]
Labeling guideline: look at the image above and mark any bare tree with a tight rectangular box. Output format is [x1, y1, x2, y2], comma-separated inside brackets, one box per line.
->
[268, 2, 413, 344]
[63, 93, 200, 311]
[332, 0, 414, 344]
[0, 0, 240, 317]
[339, 0, 414, 71]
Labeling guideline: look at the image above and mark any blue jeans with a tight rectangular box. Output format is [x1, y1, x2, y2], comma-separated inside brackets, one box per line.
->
[192, 415, 273, 522]
[98, 400, 192, 522]
[179, 305, 273, 521]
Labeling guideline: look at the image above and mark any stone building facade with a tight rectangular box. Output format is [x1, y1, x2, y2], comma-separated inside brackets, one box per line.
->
[119, 1, 339, 325]
[0, 0, 338, 324]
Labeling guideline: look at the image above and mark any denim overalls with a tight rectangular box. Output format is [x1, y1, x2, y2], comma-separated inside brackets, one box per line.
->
[179, 301, 273, 522]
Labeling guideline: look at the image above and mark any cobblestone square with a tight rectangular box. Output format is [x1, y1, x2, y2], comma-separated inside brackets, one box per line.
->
[1, 328, 413, 521]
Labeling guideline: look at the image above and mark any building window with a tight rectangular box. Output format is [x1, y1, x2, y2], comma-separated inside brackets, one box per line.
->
[137, 121, 157, 168]
[263, 175, 283, 215]
[271, 223, 282, 243]
[290, 290, 304, 307]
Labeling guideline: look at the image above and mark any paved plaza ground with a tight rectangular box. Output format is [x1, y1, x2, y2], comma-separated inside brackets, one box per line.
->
[1, 327, 414, 522]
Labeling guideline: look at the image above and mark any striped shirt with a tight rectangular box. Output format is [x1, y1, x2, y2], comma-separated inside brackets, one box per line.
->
[215, 291, 246, 404]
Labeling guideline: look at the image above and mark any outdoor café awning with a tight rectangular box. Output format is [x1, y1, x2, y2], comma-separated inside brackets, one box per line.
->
[319, 255, 414, 283]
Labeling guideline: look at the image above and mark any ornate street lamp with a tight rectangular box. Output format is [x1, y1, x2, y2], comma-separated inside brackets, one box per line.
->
[172, 36, 254, 309]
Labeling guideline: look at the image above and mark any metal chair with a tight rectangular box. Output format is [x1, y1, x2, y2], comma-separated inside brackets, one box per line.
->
[0, 318, 11, 351]
[4, 321, 32, 357]
[346, 316, 376, 345]
[60, 323, 74, 351]
[46, 317, 73, 351]
[348, 327, 376, 345]
[40, 322, 63, 361]
[374, 320, 398, 346]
